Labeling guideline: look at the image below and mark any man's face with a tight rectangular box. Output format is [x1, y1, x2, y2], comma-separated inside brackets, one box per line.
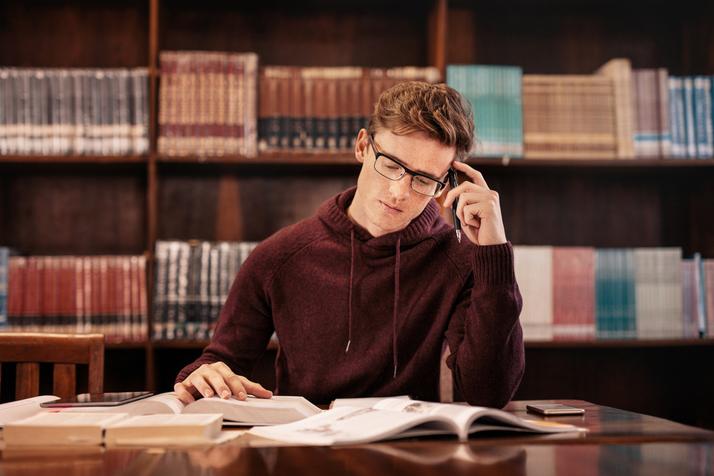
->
[348, 128, 456, 237]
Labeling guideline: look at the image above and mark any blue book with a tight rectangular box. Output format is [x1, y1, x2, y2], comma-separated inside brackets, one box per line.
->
[668, 78, 686, 158]
[683, 77, 697, 158]
[693, 77, 713, 158]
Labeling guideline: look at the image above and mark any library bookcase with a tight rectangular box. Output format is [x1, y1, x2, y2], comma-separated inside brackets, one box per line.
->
[1, 0, 713, 429]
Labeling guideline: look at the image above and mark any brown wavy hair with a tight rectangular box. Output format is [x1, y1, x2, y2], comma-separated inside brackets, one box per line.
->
[367, 81, 475, 161]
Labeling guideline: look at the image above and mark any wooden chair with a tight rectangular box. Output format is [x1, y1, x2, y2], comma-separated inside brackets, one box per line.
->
[0, 333, 104, 400]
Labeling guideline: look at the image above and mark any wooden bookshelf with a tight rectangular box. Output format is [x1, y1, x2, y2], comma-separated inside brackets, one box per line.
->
[2, 0, 714, 429]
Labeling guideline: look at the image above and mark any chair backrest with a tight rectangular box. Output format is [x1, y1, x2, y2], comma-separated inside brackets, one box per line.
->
[0, 333, 104, 400]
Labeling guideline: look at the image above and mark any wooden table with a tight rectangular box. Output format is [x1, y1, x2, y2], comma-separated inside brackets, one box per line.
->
[1, 400, 712, 475]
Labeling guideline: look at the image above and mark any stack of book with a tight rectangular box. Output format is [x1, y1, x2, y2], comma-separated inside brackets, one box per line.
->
[152, 240, 259, 340]
[446, 65, 523, 158]
[448, 59, 713, 160]
[522, 74, 619, 159]
[514, 246, 714, 341]
[258, 66, 441, 153]
[0, 68, 149, 156]
[2, 253, 148, 342]
[158, 51, 259, 158]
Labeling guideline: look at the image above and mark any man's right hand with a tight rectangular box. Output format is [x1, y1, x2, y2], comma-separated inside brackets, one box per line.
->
[173, 361, 273, 404]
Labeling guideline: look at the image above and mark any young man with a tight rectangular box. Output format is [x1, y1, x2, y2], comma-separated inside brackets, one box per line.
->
[174, 81, 524, 407]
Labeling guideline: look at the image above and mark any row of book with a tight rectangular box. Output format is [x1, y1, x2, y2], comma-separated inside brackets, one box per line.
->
[153, 240, 259, 340]
[447, 60, 714, 160]
[0, 251, 148, 342]
[257, 66, 441, 153]
[3, 244, 713, 343]
[158, 51, 259, 158]
[0, 68, 150, 156]
[5, 57, 713, 161]
[514, 247, 714, 341]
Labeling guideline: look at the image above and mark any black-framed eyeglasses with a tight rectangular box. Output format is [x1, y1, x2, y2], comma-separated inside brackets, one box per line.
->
[368, 135, 448, 197]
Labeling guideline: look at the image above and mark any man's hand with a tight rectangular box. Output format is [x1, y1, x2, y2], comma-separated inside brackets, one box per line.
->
[442, 161, 507, 246]
[173, 361, 273, 404]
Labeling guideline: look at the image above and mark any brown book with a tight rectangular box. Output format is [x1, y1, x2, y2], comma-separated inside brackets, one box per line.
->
[523, 75, 618, 159]
[596, 59, 635, 159]
[302, 68, 315, 150]
[7, 257, 26, 330]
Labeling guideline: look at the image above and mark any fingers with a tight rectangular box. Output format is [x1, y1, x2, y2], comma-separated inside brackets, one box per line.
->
[443, 181, 490, 208]
[179, 362, 274, 402]
[239, 376, 273, 399]
[174, 382, 196, 404]
[451, 161, 490, 189]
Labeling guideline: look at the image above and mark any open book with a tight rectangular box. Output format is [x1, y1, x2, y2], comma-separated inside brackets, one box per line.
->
[61, 392, 321, 426]
[249, 398, 585, 445]
[0, 393, 320, 427]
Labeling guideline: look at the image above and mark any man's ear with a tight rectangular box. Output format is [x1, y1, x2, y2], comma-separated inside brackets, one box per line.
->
[354, 128, 369, 164]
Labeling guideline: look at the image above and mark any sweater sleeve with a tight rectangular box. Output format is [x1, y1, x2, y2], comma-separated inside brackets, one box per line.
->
[444, 241, 525, 408]
[175, 246, 275, 386]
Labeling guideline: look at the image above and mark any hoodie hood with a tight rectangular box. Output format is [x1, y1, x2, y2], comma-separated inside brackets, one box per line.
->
[317, 186, 451, 379]
[317, 186, 450, 251]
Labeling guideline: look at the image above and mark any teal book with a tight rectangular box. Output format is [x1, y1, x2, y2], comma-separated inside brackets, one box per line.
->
[446, 65, 523, 158]
[596, 249, 636, 339]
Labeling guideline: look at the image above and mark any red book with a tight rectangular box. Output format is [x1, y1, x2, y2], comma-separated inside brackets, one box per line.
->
[552, 247, 596, 340]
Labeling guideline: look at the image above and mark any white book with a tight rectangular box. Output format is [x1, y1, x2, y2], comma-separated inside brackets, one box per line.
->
[249, 398, 584, 446]
[104, 413, 228, 446]
[4, 412, 128, 447]
[514, 246, 554, 340]
[61, 392, 321, 426]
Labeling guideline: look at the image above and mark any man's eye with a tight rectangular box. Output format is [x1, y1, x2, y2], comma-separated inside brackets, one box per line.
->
[384, 163, 401, 171]
[414, 177, 432, 186]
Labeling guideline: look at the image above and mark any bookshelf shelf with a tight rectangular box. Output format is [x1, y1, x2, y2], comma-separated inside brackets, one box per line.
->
[0, 155, 148, 165]
[106, 342, 151, 350]
[467, 158, 714, 168]
[525, 338, 714, 349]
[157, 155, 714, 169]
[156, 152, 357, 165]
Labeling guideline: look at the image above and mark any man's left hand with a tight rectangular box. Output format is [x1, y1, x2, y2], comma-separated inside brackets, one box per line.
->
[442, 161, 507, 246]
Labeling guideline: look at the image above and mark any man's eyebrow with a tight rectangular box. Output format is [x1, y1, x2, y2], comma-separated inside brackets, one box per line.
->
[374, 141, 445, 180]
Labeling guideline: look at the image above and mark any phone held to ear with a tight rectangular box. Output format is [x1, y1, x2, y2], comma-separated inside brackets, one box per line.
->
[526, 403, 585, 416]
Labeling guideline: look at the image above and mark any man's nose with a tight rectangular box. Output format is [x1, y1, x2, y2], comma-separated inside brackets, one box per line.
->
[388, 175, 411, 200]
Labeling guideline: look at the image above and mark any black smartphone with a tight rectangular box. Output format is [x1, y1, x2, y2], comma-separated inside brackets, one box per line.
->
[526, 403, 585, 416]
[39, 391, 154, 408]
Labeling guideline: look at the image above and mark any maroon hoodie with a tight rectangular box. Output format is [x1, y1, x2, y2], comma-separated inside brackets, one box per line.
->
[177, 187, 524, 407]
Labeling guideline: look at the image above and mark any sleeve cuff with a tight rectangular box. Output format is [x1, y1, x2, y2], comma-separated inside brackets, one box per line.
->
[472, 241, 516, 285]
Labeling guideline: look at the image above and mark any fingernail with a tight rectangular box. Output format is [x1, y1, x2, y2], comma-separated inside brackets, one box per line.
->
[238, 392, 246, 400]
[204, 389, 213, 397]
[221, 390, 230, 399]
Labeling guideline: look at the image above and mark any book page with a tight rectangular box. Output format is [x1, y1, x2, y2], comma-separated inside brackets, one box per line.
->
[0, 396, 59, 426]
[330, 396, 411, 409]
[184, 395, 320, 425]
[372, 398, 487, 431]
[248, 406, 457, 445]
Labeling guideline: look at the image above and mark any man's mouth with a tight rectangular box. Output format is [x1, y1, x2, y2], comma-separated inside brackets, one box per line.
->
[379, 200, 403, 213]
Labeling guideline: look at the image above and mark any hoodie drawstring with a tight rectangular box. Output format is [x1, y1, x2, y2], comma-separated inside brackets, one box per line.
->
[392, 236, 401, 378]
[345, 228, 355, 353]
[345, 229, 401, 381]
